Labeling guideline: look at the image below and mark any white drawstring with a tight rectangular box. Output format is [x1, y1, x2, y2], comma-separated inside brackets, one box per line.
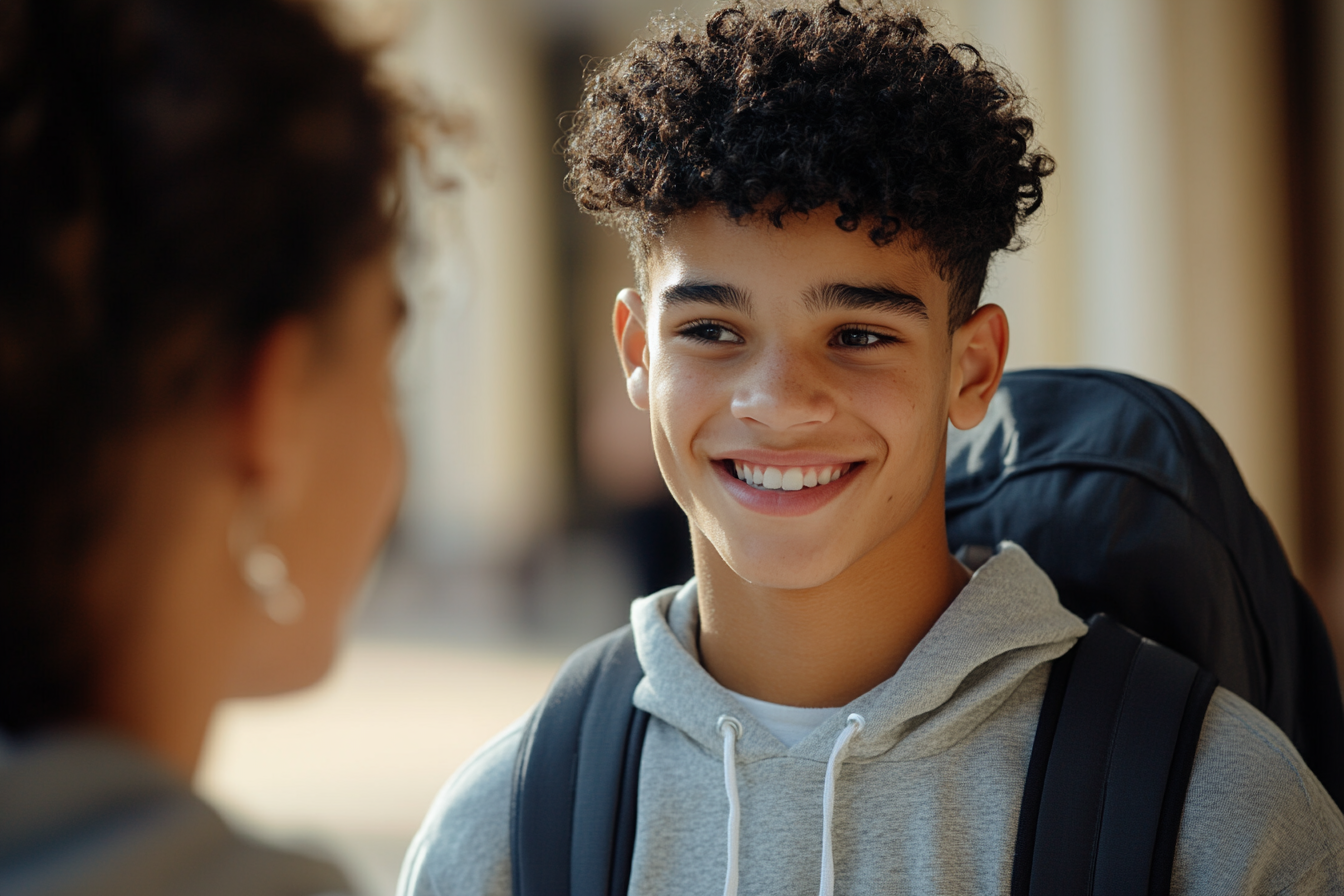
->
[717, 715, 744, 896]
[819, 713, 865, 896]
[715, 711, 865, 896]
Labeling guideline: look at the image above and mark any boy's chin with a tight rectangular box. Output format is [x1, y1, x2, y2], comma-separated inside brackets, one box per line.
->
[716, 541, 855, 591]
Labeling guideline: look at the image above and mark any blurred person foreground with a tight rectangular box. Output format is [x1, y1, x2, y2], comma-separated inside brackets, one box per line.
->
[0, 0, 410, 893]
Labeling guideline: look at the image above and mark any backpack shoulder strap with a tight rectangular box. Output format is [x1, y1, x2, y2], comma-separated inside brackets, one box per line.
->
[1012, 613, 1218, 896]
[510, 624, 650, 896]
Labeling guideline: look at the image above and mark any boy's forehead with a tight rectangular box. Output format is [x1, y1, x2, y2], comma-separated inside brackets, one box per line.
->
[645, 206, 949, 317]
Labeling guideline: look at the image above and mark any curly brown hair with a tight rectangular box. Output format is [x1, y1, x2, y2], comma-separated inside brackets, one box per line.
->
[563, 0, 1055, 329]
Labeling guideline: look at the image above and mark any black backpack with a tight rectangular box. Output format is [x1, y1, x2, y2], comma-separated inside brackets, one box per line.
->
[946, 368, 1343, 797]
[508, 368, 1344, 896]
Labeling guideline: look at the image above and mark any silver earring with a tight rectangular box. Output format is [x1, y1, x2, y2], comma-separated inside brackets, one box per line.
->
[229, 499, 305, 625]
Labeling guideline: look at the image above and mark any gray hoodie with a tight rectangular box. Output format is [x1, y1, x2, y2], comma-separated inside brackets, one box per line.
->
[399, 544, 1344, 895]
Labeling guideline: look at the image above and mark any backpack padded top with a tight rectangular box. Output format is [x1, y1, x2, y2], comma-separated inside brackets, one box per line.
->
[946, 368, 1344, 804]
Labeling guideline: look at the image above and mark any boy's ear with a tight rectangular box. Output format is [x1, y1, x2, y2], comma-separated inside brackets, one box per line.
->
[612, 288, 651, 411]
[948, 303, 1009, 431]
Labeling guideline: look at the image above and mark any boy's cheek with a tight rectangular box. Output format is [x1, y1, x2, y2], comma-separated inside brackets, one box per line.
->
[650, 361, 723, 424]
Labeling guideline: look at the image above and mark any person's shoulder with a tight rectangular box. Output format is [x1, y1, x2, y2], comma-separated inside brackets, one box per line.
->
[396, 715, 526, 896]
[1173, 687, 1344, 895]
[0, 733, 352, 896]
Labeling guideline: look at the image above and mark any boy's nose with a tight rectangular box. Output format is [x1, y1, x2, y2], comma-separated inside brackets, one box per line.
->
[730, 350, 835, 430]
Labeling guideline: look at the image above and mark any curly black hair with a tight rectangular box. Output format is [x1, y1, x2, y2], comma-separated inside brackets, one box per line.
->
[564, 0, 1055, 328]
[0, 0, 399, 734]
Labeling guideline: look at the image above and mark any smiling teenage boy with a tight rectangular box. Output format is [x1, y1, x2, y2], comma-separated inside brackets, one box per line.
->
[399, 3, 1344, 894]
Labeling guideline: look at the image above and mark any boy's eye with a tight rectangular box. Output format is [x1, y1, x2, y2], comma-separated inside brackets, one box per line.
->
[679, 320, 743, 344]
[835, 328, 889, 347]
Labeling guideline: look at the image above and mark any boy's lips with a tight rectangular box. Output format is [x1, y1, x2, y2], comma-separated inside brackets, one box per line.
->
[711, 456, 863, 517]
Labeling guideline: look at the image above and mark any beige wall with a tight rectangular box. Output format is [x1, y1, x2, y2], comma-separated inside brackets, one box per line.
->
[1168, 0, 1300, 568]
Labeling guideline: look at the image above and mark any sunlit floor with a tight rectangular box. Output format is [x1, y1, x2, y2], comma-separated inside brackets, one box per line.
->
[196, 639, 564, 895]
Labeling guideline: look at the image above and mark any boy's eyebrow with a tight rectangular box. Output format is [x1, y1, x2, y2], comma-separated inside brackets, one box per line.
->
[804, 283, 929, 320]
[658, 282, 752, 315]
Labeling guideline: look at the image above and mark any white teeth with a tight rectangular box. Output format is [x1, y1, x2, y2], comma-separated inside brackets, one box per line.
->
[727, 461, 857, 491]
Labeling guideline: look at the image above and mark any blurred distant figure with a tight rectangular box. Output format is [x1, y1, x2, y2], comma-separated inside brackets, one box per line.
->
[0, 0, 408, 892]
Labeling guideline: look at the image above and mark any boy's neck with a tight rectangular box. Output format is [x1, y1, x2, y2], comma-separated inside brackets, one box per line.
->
[693, 485, 970, 709]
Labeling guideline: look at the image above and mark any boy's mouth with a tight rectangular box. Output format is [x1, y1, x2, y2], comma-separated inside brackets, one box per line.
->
[720, 459, 857, 491]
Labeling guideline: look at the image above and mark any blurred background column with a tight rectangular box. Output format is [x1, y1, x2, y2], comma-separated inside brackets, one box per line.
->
[1288, 0, 1344, 641]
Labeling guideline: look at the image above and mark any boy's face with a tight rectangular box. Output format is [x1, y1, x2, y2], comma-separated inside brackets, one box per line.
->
[614, 207, 1006, 590]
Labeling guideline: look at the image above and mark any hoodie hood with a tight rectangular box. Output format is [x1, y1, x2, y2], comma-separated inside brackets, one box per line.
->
[631, 543, 1087, 766]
